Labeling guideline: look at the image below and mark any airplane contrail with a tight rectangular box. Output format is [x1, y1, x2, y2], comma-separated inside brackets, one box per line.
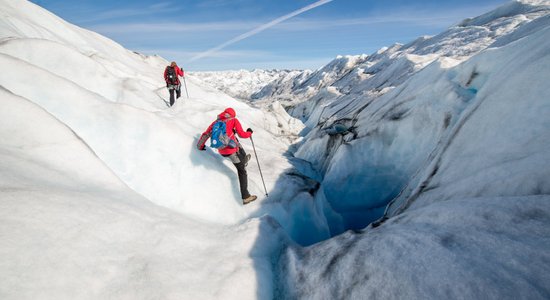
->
[188, 0, 334, 63]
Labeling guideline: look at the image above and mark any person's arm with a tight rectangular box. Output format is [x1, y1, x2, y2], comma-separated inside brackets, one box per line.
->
[233, 119, 252, 139]
[177, 66, 184, 77]
[197, 122, 214, 150]
[197, 133, 210, 150]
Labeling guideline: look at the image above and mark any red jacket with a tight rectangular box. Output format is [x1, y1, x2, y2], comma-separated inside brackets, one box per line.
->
[164, 65, 184, 85]
[199, 108, 252, 155]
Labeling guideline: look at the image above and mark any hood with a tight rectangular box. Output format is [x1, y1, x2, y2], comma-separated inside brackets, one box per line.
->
[219, 107, 236, 120]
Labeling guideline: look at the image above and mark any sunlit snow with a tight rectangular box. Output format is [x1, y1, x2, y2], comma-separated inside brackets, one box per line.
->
[1, 0, 550, 299]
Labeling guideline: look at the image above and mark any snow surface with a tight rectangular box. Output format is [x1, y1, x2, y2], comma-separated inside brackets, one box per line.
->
[275, 1, 550, 298]
[1, 0, 550, 299]
[0, 0, 303, 299]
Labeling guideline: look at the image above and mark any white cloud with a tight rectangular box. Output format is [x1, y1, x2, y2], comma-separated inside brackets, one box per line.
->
[276, 4, 504, 30]
[90, 21, 256, 34]
[77, 3, 180, 23]
[196, 0, 250, 9]
[139, 48, 270, 59]
[150, 2, 174, 10]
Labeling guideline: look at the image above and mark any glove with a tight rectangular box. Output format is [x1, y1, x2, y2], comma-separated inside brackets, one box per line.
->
[246, 128, 253, 133]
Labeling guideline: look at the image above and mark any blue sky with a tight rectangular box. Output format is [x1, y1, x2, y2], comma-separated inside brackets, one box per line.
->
[30, 0, 509, 71]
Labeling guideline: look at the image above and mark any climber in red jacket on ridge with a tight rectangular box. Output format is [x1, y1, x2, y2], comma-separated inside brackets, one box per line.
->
[163, 61, 184, 107]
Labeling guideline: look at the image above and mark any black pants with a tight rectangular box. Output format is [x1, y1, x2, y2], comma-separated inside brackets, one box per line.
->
[168, 85, 181, 106]
[226, 147, 250, 199]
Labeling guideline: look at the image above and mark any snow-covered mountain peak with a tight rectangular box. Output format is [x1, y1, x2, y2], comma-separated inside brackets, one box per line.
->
[189, 68, 307, 100]
[459, 0, 550, 26]
[195, 0, 548, 111]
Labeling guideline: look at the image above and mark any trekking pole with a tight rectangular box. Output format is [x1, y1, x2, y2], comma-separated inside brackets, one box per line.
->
[182, 76, 190, 98]
[250, 135, 268, 197]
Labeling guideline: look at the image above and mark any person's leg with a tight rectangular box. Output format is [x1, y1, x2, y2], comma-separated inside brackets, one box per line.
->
[176, 84, 181, 98]
[234, 162, 250, 200]
[233, 148, 250, 199]
[168, 87, 175, 106]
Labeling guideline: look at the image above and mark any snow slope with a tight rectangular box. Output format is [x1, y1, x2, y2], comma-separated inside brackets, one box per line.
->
[0, 87, 287, 300]
[275, 1, 550, 298]
[192, 0, 549, 231]
[0, 0, 308, 225]
[0, 0, 303, 299]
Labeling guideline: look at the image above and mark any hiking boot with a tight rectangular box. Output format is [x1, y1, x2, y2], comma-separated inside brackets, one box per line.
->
[245, 154, 251, 166]
[243, 195, 257, 205]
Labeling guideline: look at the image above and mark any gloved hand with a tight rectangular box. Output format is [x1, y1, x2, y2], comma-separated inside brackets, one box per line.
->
[246, 128, 253, 133]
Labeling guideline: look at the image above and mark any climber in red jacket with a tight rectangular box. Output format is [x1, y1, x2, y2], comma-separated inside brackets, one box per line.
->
[197, 107, 257, 204]
[163, 61, 184, 107]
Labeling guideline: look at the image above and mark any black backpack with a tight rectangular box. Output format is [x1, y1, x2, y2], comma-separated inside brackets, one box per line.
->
[166, 66, 177, 84]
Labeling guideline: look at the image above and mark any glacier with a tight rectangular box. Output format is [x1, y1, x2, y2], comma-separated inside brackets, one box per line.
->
[1, 0, 550, 299]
